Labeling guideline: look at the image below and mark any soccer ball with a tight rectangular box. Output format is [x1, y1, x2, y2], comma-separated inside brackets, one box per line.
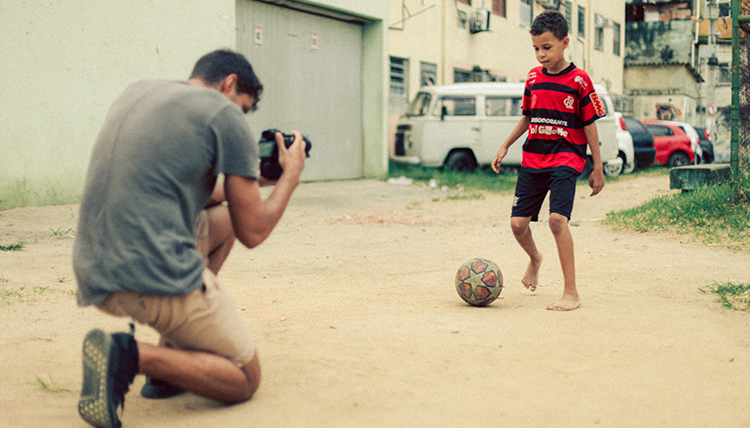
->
[455, 258, 503, 306]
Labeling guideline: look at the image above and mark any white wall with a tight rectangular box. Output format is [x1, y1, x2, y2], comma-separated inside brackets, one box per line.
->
[0, 0, 389, 206]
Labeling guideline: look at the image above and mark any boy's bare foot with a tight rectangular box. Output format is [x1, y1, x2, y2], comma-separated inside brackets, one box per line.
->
[546, 294, 581, 311]
[521, 253, 542, 292]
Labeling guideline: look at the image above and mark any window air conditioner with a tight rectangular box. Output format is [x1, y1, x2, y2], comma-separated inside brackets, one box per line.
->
[470, 8, 491, 34]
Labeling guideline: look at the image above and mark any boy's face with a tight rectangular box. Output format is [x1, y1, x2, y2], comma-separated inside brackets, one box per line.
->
[531, 30, 569, 74]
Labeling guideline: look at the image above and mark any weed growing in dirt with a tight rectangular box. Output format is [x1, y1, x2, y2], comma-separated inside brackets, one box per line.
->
[35, 375, 71, 393]
[700, 282, 750, 311]
[0, 240, 26, 251]
[604, 173, 750, 251]
[50, 227, 74, 239]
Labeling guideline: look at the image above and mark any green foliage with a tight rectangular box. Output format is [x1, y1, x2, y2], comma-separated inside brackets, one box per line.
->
[0, 178, 81, 211]
[388, 161, 518, 194]
[0, 240, 26, 251]
[35, 375, 71, 393]
[49, 227, 74, 239]
[700, 282, 750, 311]
[605, 175, 750, 251]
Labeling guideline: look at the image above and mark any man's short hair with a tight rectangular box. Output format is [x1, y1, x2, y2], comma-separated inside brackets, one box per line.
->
[190, 49, 264, 112]
[530, 11, 568, 41]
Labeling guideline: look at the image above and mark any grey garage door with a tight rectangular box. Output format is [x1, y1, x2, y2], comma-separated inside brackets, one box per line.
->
[236, 0, 364, 181]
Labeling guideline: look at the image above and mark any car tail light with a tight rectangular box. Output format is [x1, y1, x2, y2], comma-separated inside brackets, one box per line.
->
[618, 116, 626, 130]
[704, 128, 710, 141]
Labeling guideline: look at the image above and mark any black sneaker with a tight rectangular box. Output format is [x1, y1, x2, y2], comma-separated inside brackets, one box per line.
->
[140, 376, 186, 399]
[78, 325, 139, 428]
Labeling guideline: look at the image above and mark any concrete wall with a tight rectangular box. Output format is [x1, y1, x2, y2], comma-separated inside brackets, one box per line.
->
[0, 0, 388, 208]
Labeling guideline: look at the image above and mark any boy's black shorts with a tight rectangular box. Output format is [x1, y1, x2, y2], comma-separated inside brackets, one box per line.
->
[511, 169, 579, 221]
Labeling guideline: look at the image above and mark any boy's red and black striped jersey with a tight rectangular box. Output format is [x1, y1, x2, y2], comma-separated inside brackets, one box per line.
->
[521, 63, 606, 174]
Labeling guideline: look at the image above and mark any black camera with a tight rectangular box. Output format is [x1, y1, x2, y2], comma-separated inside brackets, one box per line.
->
[258, 129, 312, 180]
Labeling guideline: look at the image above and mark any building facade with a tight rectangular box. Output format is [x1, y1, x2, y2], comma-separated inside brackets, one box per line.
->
[0, 0, 388, 207]
[387, 0, 627, 116]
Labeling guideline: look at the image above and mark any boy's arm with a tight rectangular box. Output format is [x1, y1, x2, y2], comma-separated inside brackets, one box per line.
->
[492, 116, 531, 173]
[584, 123, 604, 196]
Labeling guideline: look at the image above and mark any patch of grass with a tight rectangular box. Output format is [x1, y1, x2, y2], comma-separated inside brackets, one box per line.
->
[604, 172, 750, 251]
[700, 282, 750, 311]
[0, 178, 81, 211]
[35, 375, 71, 393]
[49, 227, 74, 239]
[387, 161, 519, 194]
[0, 240, 26, 251]
[2, 285, 61, 305]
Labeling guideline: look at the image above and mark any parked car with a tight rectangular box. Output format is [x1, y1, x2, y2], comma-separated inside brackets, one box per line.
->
[674, 122, 703, 164]
[642, 120, 697, 168]
[693, 126, 714, 164]
[621, 116, 656, 170]
[604, 112, 635, 177]
[390, 82, 622, 174]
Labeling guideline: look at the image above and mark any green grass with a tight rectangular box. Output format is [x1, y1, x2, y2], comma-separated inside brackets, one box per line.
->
[700, 282, 750, 311]
[35, 375, 71, 393]
[0, 178, 81, 211]
[0, 240, 26, 251]
[388, 161, 520, 195]
[604, 172, 750, 251]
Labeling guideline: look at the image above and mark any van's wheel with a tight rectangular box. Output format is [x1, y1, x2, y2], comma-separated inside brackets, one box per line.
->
[667, 152, 690, 168]
[445, 151, 477, 173]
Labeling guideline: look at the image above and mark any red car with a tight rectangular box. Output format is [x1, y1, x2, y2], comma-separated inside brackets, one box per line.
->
[642, 120, 695, 167]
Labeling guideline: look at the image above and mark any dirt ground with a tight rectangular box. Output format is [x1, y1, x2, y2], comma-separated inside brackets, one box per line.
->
[1, 174, 750, 428]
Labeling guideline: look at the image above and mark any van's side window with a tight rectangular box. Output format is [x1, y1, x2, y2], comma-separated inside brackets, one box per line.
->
[433, 97, 476, 117]
[485, 97, 522, 117]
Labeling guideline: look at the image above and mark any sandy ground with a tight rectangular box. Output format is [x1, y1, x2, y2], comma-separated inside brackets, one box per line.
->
[1, 174, 750, 428]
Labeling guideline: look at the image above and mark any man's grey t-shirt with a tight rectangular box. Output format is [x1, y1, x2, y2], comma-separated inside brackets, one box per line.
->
[73, 79, 258, 306]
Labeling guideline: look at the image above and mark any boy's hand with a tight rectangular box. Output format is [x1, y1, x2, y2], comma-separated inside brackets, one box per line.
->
[588, 167, 604, 196]
[491, 146, 508, 173]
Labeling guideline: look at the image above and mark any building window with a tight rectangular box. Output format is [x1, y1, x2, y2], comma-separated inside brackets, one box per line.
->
[420, 62, 437, 87]
[454, 69, 472, 83]
[390, 56, 408, 98]
[577, 6, 586, 38]
[492, 0, 506, 17]
[520, 0, 533, 27]
[613, 22, 621, 56]
[594, 14, 604, 51]
[457, 0, 471, 5]
[563, 1, 572, 27]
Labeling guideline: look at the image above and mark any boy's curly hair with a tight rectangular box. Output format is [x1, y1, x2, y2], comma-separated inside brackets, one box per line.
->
[530, 11, 568, 41]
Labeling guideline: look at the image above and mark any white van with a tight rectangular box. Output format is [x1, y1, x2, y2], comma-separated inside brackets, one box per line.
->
[391, 82, 621, 176]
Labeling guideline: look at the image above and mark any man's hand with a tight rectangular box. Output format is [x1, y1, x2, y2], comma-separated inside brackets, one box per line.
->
[588, 166, 604, 196]
[275, 131, 306, 182]
[491, 146, 508, 173]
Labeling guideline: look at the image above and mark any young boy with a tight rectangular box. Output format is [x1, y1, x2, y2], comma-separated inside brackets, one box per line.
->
[491, 11, 605, 311]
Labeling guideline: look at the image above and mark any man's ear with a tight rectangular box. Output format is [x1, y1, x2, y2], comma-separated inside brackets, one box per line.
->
[562, 36, 570, 49]
[217, 74, 239, 96]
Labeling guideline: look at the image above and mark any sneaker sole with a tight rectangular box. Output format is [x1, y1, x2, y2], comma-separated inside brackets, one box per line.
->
[78, 329, 119, 428]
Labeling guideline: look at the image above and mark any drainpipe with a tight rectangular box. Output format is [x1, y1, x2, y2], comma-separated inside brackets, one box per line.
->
[440, 0, 446, 84]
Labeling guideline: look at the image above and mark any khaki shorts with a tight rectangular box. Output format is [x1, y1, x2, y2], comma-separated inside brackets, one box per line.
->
[96, 212, 256, 367]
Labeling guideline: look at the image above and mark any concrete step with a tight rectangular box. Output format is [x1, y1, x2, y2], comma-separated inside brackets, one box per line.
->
[669, 164, 732, 191]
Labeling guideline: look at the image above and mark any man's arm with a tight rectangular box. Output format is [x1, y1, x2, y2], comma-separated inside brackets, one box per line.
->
[584, 123, 604, 196]
[224, 131, 306, 249]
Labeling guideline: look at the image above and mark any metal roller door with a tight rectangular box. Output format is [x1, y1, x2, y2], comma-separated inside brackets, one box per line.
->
[237, 0, 364, 180]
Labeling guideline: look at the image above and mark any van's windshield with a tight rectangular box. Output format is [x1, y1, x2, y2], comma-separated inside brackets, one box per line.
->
[404, 92, 432, 117]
